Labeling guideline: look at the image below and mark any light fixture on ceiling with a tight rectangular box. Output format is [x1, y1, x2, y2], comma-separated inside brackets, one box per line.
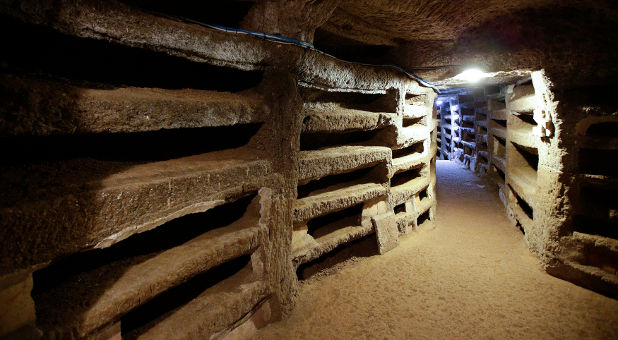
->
[454, 68, 490, 83]
[436, 100, 443, 105]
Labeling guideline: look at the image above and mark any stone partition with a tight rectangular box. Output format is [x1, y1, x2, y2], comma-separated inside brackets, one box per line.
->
[0, 1, 437, 338]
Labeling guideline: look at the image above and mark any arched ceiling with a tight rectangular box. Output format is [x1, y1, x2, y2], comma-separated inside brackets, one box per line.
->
[310, 0, 618, 87]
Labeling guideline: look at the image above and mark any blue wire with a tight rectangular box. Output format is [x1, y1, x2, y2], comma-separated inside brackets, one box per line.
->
[155, 13, 441, 93]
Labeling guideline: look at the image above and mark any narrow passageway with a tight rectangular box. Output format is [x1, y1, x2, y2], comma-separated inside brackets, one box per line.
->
[255, 160, 618, 339]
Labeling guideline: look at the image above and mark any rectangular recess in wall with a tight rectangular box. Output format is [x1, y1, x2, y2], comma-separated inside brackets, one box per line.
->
[513, 113, 537, 126]
[307, 204, 363, 239]
[511, 142, 539, 172]
[0, 16, 263, 92]
[301, 88, 398, 114]
[573, 215, 618, 240]
[586, 122, 618, 137]
[121, 255, 254, 338]
[417, 210, 431, 226]
[508, 184, 533, 219]
[296, 165, 383, 199]
[403, 116, 425, 127]
[299, 129, 384, 151]
[492, 164, 506, 181]
[392, 141, 424, 159]
[394, 202, 406, 214]
[391, 167, 423, 187]
[492, 119, 507, 128]
[1, 124, 263, 165]
[579, 149, 618, 176]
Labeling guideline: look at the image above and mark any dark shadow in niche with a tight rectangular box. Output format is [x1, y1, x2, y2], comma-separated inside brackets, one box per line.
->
[296, 234, 379, 280]
[312, 28, 394, 64]
[587, 122, 618, 137]
[121, 255, 253, 338]
[578, 149, 618, 176]
[0, 15, 263, 92]
[307, 204, 363, 239]
[511, 142, 538, 171]
[297, 166, 383, 199]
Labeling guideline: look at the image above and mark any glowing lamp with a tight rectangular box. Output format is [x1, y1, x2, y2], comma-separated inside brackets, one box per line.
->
[454, 68, 489, 83]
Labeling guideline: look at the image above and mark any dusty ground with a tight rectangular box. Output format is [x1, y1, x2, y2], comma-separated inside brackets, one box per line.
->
[255, 160, 618, 339]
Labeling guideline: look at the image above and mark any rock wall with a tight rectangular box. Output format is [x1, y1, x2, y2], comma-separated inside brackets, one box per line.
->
[0, 1, 437, 339]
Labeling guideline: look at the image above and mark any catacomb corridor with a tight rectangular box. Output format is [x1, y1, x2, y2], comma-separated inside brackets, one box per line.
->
[0, 1, 617, 339]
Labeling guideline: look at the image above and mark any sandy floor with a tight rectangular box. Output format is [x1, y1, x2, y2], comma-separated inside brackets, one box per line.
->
[255, 160, 618, 339]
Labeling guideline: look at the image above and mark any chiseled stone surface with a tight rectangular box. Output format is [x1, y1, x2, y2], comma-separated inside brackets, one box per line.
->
[373, 213, 399, 254]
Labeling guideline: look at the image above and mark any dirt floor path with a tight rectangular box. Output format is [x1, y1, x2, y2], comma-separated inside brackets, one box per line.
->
[255, 160, 618, 339]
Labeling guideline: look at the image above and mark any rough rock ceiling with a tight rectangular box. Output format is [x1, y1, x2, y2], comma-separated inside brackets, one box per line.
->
[314, 0, 618, 88]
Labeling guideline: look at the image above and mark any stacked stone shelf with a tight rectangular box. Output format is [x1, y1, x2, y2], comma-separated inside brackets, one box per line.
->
[0, 3, 282, 338]
[31, 195, 269, 339]
[556, 117, 618, 294]
[474, 92, 490, 174]
[487, 94, 508, 196]
[390, 91, 437, 234]
[505, 82, 538, 234]
[435, 99, 443, 159]
[457, 94, 477, 168]
[293, 87, 395, 268]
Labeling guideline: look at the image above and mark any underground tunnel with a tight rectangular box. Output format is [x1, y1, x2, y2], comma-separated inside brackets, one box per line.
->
[0, 0, 617, 339]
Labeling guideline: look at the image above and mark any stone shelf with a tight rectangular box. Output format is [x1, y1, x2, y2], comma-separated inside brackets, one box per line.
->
[301, 106, 396, 133]
[507, 166, 537, 207]
[33, 196, 265, 339]
[404, 104, 432, 119]
[392, 145, 436, 174]
[492, 155, 507, 172]
[395, 196, 434, 233]
[490, 123, 507, 139]
[0, 147, 271, 275]
[292, 222, 374, 266]
[1, 75, 267, 136]
[1, 0, 272, 71]
[390, 175, 430, 206]
[490, 108, 509, 121]
[298, 146, 391, 183]
[125, 265, 268, 340]
[507, 83, 536, 114]
[294, 183, 387, 222]
[508, 125, 538, 149]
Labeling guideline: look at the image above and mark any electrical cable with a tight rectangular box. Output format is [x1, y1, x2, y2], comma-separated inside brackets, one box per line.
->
[150, 11, 441, 93]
